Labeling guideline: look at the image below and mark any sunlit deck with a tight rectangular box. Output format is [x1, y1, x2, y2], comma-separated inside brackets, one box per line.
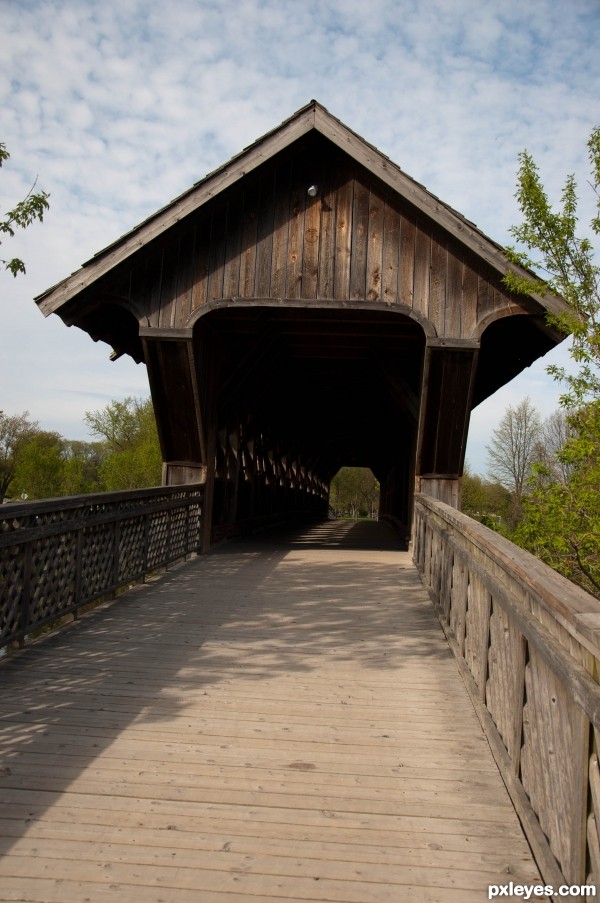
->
[0, 520, 541, 902]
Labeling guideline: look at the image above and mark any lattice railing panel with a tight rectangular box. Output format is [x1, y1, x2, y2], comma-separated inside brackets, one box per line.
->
[0, 545, 23, 642]
[170, 507, 189, 560]
[147, 511, 170, 570]
[188, 503, 202, 548]
[81, 523, 115, 601]
[29, 532, 77, 627]
[119, 517, 147, 582]
[1, 484, 204, 650]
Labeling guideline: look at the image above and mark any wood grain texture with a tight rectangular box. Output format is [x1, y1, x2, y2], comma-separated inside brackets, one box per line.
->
[382, 200, 400, 303]
[38, 101, 567, 327]
[366, 188, 384, 302]
[138, 146, 525, 334]
[520, 649, 589, 884]
[486, 599, 527, 766]
[464, 572, 491, 699]
[333, 162, 354, 301]
[413, 493, 600, 891]
[0, 521, 540, 903]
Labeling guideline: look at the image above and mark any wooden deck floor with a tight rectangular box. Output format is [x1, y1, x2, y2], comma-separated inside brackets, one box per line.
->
[0, 520, 542, 902]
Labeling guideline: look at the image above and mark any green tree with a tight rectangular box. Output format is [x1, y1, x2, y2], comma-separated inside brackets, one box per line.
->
[485, 397, 542, 527]
[461, 466, 513, 529]
[10, 431, 66, 500]
[330, 467, 379, 518]
[514, 404, 600, 597]
[5, 430, 104, 501]
[504, 127, 600, 405]
[85, 396, 162, 491]
[1, 143, 50, 276]
[0, 410, 38, 500]
[504, 127, 600, 596]
[60, 440, 105, 496]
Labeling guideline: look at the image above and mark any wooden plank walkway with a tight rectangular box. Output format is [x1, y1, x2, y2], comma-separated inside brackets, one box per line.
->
[0, 520, 542, 902]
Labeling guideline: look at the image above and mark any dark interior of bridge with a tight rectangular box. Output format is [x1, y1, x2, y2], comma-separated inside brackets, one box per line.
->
[191, 307, 423, 532]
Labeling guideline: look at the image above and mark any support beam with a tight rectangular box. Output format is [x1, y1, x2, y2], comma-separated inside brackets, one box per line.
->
[141, 330, 206, 487]
[194, 323, 221, 552]
[416, 341, 479, 508]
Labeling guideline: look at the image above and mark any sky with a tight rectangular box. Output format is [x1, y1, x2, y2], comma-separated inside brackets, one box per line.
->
[1, 0, 599, 475]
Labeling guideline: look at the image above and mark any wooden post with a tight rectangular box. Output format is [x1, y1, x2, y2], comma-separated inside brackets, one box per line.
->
[141, 330, 205, 487]
[194, 322, 221, 553]
[415, 340, 479, 509]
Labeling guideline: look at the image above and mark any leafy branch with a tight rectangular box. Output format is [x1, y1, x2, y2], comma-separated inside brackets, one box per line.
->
[1, 142, 50, 277]
[503, 127, 600, 405]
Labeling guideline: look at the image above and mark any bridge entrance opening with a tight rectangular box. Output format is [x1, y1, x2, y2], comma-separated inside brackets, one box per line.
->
[189, 306, 424, 540]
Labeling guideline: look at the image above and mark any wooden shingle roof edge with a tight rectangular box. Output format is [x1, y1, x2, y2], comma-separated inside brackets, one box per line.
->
[35, 99, 568, 319]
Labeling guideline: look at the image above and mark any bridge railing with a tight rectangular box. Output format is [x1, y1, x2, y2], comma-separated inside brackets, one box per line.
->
[413, 492, 600, 892]
[0, 485, 204, 653]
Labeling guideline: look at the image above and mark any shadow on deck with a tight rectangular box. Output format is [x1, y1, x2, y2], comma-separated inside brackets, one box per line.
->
[0, 519, 540, 902]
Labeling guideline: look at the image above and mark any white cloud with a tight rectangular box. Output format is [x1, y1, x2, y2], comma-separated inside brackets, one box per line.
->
[1, 0, 599, 456]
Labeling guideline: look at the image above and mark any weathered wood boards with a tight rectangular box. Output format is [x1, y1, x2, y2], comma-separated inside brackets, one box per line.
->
[54, 133, 548, 351]
[413, 493, 600, 892]
[37, 101, 566, 325]
[0, 521, 541, 902]
[32, 101, 569, 530]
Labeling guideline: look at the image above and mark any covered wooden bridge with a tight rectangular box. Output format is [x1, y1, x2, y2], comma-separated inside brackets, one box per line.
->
[36, 100, 565, 544]
[2, 102, 600, 901]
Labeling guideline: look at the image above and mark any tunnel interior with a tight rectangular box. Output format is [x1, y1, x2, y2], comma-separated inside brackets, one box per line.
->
[195, 306, 425, 534]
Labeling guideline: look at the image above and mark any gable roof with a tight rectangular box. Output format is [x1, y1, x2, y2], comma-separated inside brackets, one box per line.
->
[36, 99, 566, 318]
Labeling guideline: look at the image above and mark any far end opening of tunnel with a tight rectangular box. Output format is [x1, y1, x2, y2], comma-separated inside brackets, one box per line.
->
[329, 466, 380, 521]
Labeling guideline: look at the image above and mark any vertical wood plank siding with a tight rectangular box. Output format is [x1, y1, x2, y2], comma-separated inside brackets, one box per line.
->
[332, 161, 354, 301]
[176, 225, 195, 324]
[317, 162, 335, 298]
[124, 140, 523, 338]
[382, 197, 400, 302]
[428, 231, 447, 336]
[255, 172, 276, 298]
[399, 212, 416, 307]
[158, 232, 181, 328]
[366, 185, 383, 302]
[413, 493, 600, 891]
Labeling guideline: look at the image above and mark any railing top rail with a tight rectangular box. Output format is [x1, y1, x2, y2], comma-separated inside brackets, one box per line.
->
[1, 483, 205, 521]
[414, 491, 600, 659]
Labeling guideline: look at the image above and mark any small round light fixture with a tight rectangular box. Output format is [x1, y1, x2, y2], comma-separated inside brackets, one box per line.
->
[307, 184, 318, 197]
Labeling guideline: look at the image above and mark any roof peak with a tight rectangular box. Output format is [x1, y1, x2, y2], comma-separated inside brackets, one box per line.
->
[36, 101, 564, 319]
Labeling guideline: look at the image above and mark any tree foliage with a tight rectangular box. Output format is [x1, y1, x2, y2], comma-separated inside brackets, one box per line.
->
[8, 434, 105, 500]
[485, 397, 542, 526]
[0, 410, 38, 500]
[503, 127, 600, 405]
[502, 126, 600, 597]
[1, 397, 161, 502]
[85, 396, 162, 491]
[11, 430, 68, 500]
[329, 467, 379, 518]
[461, 466, 513, 530]
[514, 402, 600, 597]
[0, 142, 50, 277]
